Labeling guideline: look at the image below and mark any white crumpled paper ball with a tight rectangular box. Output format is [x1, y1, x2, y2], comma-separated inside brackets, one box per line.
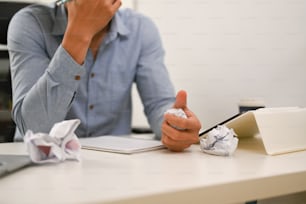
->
[165, 108, 187, 130]
[200, 125, 238, 156]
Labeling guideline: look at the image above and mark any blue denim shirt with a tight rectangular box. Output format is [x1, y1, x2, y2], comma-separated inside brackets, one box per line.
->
[8, 3, 175, 141]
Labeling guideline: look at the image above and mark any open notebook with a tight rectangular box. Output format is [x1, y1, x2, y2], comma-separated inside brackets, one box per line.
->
[80, 134, 165, 154]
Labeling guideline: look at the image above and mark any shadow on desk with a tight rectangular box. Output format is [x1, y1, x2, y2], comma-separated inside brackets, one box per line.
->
[238, 136, 267, 155]
[258, 191, 306, 204]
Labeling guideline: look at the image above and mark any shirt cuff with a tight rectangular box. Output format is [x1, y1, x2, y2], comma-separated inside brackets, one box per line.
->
[46, 45, 86, 90]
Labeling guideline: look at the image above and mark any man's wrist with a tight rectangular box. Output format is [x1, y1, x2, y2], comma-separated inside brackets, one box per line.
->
[62, 26, 92, 65]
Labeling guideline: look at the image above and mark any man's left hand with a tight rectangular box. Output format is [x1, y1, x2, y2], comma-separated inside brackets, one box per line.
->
[162, 90, 201, 152]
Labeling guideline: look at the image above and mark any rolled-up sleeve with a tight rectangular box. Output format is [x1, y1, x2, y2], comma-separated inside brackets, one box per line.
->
[135, 15, 176, 139]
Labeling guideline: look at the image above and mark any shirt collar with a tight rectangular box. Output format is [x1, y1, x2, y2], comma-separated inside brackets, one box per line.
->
[110, 12, 130, 36]
[51, 5, 130, 37]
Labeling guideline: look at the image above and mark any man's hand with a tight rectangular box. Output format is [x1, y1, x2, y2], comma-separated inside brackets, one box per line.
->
[162, 90, 201, 152]
[66, 0, 121, 39]
[62, 0, 122, 64]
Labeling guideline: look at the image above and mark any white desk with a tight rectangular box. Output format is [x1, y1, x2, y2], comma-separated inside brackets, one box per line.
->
[0, 137, 306, 204]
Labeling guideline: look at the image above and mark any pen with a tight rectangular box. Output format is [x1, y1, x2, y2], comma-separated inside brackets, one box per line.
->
[198, 113, 241, 137]
[55, 0, 71, 6]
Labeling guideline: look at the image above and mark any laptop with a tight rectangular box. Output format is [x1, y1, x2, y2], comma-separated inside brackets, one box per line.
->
[0, 154, 32, 177]
[199, 107, 306, 155]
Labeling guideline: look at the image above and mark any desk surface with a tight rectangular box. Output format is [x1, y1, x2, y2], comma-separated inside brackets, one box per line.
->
[0, 137, 306, 204]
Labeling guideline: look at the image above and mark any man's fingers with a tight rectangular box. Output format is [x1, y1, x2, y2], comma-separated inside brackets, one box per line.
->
[112, 0, 122, 11]
[164, 113, 198, 130]
[162, 122, 188, 142]
[162, 121, 199, 143]
[162, 135, 190, 152]
[174, 90, 187, 109]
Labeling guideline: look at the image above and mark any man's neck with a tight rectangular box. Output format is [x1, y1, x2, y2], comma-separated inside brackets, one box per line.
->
[90, 24, 111, 60]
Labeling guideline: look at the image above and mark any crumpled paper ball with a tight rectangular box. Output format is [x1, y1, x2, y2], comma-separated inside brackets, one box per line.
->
[165, 108, 187, 130]
[200, 125, 238, 156]
[24, 119, 81, 163]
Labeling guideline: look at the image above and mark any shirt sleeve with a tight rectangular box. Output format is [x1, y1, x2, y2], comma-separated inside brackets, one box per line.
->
[135, 15, 176, 139]
[7, 9, 85, 136]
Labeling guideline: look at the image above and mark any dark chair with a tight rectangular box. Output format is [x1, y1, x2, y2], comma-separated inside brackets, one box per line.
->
[0, 1, 32, 45]
[0, 1, 32, 142]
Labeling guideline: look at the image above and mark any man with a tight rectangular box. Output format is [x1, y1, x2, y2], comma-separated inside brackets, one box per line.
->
[8, 0, 201, 151]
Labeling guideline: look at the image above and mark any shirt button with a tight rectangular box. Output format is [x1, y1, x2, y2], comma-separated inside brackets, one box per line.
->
[74, 75, 81, 80]
[91, 73, 95, 78]
[89, 105, 94, 110]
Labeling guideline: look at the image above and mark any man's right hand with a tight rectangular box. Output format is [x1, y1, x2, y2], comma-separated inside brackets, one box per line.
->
[62, 0, 122, 64]
[66, 0, 121, 39]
